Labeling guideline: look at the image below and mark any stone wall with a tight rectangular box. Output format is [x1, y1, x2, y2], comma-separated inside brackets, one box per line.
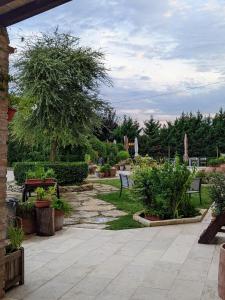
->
[0, 26, 9, 299]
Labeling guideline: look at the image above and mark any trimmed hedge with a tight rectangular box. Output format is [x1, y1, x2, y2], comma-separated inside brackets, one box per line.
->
[14, 162, 88, 185]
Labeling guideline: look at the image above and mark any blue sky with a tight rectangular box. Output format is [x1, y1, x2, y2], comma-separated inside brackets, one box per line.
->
[8, 0, 225, 124]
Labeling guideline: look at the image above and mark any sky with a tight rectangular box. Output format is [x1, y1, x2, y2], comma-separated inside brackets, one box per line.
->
[8, 0, 225, 124]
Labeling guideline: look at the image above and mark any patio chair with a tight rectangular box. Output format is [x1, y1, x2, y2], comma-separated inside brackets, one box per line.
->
[189, 157, 199, 167]
[186, 177, 202, 204]
[119, 174, 133, 197]
[199, 157, 207, 167]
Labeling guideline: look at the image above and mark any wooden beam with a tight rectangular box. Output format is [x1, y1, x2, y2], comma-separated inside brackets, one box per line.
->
[0, 0, 15, 7]
[0, 0, 72, 27]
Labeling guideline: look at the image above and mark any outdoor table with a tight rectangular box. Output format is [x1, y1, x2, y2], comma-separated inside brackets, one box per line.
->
[22, 179, 60, 202]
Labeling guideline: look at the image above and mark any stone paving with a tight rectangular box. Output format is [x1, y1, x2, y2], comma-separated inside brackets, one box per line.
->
[5, 210, 223, 300]
[63, 183, 127, 229]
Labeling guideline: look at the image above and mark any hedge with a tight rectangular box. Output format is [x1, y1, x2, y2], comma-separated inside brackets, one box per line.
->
[14, 162, 88, 186]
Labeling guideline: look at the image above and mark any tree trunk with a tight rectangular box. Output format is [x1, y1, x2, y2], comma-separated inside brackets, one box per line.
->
[49, 140, 58, 162]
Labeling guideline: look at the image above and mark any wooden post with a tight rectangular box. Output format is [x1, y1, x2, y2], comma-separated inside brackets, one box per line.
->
[0, 26, 10, 298]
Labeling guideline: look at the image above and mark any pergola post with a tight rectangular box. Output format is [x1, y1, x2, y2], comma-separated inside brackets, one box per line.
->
[0, 26, 10, 298]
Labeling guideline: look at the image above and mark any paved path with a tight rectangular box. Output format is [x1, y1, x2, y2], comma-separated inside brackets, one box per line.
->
[63, 183, 127, 229]
[5, 211, 223, 300]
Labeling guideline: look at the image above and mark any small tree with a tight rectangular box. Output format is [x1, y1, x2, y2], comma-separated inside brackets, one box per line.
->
[13, 29, 111, 161]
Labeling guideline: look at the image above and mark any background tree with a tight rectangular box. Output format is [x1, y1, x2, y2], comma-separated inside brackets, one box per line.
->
[94, 107, 118, 141]
[113, 116, 141, 143]
[12, 29, 111, 161]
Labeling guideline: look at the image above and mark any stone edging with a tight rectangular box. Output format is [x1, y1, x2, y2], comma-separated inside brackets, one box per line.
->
[133, 208, 208, 227]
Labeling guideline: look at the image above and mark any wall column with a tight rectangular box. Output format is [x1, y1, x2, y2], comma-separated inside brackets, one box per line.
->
[0, 26, 9, 299]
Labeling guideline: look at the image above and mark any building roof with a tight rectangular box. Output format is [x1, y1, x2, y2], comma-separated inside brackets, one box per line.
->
[0, 0, 72, 27]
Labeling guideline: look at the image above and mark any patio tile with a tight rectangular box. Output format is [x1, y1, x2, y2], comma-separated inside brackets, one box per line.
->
[201, 280, 220, 300]
[131, 286, 169, 300]
[168, 279, 205, 300]
[177, 258, 211, 282]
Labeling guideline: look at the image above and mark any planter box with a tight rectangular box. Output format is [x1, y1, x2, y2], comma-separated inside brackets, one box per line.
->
[21, 216, 36, 234]
[55, 210, 64, 231]
[133, 209, 208, 227]
[36, 207, 55, 236]
[25, 178, 55, 185]
[219, 244, 225, 299]
[5, 247, 24, 291]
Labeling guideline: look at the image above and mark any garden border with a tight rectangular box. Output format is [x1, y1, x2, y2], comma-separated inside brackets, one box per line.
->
[133, 208, 208, 227]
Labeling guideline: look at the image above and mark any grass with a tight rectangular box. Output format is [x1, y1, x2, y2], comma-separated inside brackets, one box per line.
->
[96, 179, 212, 230]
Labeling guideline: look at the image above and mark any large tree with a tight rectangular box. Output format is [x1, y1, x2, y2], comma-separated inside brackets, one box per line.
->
[12, 30, 111, 161]
[113, 115, 141, 143]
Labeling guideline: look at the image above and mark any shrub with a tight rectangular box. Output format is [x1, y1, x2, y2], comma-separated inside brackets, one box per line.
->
[131, 157, 196, 219]
[51, 197, 73, 216]
[16, 199, 35, 218]
[117, 150, 129, 161]
[209, 173, 225, 216]
[14, 162, 88, 185]
[7, 225, 24, 253]
[100, 164, 111, 173]
[208, 157, 225, 166]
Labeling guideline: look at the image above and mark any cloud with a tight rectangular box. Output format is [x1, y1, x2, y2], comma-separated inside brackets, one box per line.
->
[8, 0, 225, 123]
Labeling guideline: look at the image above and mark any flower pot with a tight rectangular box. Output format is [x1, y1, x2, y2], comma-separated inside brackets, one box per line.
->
[54, 210, 64, 231]
[104, 171, 110, 177]
[7, 107, 17, 122]
[25, 179, 43, 185]
[89, 165, 97, 175]
[4, 247, 24, 291]
[110, 167, 117, 177]
[35, 200, 51, 208]
[218, 243, 225, 299]
[21, 216, 36, 234]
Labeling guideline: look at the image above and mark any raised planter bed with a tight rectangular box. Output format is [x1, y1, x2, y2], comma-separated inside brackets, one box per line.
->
[133, 209, 208, 227]
[5, 247, 24, 291]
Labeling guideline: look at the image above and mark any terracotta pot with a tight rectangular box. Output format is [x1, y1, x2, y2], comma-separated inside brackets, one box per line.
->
[110, 167, 117, 177]
[43, 178, 55, 184]
[54, 210, 64, 231]
[218, 243, 225, 299]
[35, 200, 51, 208]
[89, 165, 97, 175]
[7, 107, 17, 122]
[25, 179, 43, 185]
[21, 217, 36, 234]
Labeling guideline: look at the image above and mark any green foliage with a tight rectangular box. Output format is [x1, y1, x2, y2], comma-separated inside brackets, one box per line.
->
[113, 116, 141, 143]
[89, 137, 107, 159]
[26, 166, 55, 180]
[209, 173, 225, 216]
[84, 154, 91, 164]
[131, 158, 196, 219]
[35, 187, 47, 200]
[14, 162, 88, 185]
[12, 29, 110, 161]
[117, 150, 129, 161]
[105, 143, 119, 166]
[208, 157, 225, 166]
[134, 155, 157, 168]
[16, 200, 35, 218]
[51, 197, 73, 216]
[100, 164, 111, 173]
[7, 225, 24, 253]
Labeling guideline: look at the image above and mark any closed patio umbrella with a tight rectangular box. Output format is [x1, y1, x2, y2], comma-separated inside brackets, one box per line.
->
[134, 137, 139, 157]
[124, 136, 129, 151]
[183, 133, 189, 162]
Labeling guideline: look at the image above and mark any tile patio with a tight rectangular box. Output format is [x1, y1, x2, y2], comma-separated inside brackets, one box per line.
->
[4, 210, 223, 300]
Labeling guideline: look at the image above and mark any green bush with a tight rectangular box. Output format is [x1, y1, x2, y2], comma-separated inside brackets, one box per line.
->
[131, 158, 197, 219]
[117, 150, 129, 161]
[14, 162, 88, 185]
[208, 157, 225, 166]
[209, 173, 225, 216]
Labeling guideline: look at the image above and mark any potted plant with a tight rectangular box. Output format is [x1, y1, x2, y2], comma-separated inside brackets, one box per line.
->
[51, 197, 73, 231]
[35, 187, 51, 208]
[99, 164, 111, 177]
[5, 223, 24, 291]
[117, 151, 130, 170]
[26, 166, 55, 185]
[16, 200, 36, 234]
[109, 166, 117, 177]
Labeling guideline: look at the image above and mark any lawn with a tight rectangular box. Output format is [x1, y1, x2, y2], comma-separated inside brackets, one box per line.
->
[96, 179, 212, 230]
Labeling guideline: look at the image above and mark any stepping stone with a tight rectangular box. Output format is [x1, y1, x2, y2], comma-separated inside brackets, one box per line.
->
[101, 210, 127, 217]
